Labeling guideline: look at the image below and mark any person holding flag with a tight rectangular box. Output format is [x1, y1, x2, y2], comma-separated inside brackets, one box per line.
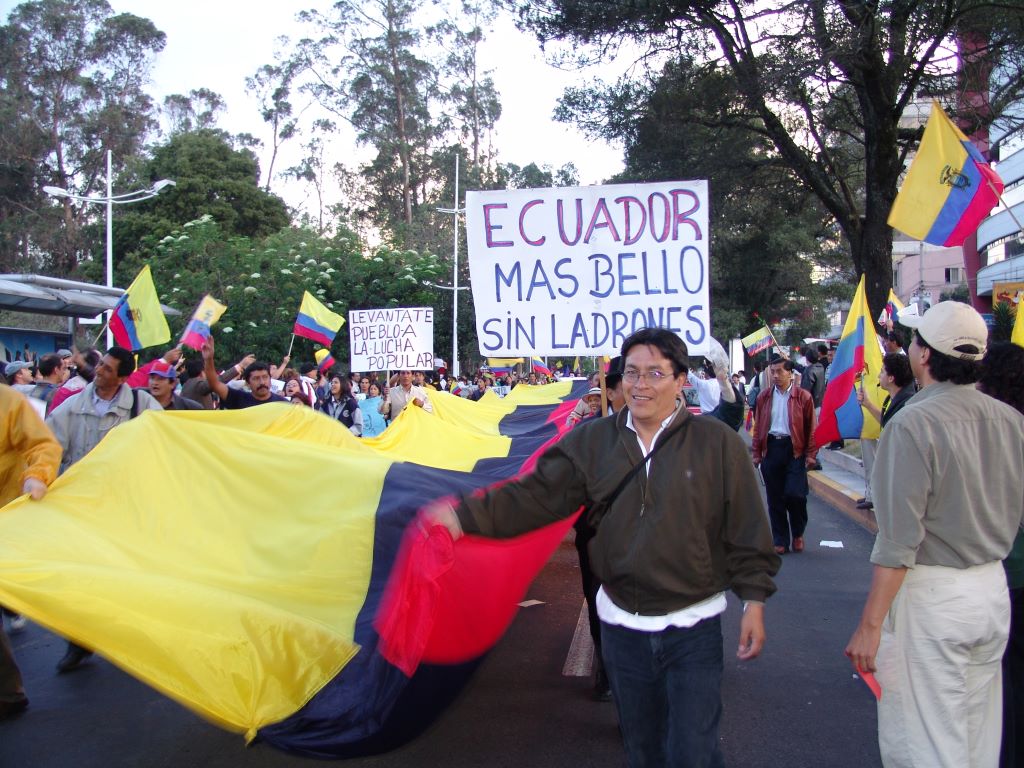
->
[201, 335, 285, 410]
[846, 302, 1024, 768]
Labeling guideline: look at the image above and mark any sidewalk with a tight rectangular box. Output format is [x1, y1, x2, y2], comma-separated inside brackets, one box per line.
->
[810, 444, 878, 533]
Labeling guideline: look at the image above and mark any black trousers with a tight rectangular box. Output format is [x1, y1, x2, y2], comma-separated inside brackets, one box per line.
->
[573, 516, 601, 647]
[761, 435, 808, 549]
[0, 624, 24, 704]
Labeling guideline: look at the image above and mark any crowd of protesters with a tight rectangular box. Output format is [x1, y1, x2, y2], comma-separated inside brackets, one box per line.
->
[2, 313, 1022, 768]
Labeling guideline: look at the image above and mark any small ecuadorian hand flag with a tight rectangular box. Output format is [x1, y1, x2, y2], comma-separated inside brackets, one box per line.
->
[294, 291, 345, 347]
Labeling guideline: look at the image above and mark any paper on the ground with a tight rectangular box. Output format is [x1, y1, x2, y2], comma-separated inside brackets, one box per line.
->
[518, 599, 545, 607]
[819, 540, 844, 548]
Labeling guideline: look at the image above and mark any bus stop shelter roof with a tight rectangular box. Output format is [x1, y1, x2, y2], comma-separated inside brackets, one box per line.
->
[0, 274, 180, 319]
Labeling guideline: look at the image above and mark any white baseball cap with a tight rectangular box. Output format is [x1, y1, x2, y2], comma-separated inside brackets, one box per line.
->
[898, 301, 987, 361]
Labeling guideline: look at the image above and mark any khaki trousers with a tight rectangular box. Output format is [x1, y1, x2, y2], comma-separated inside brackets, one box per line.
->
[877, 561, 1010, 768]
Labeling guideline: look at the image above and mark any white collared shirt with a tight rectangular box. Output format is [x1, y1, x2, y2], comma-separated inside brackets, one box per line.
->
[769, 382, 793, 436]
[596, 399, 727, 630]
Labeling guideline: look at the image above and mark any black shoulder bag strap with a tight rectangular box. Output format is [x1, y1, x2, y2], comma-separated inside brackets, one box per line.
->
[585, 417, 690, 528]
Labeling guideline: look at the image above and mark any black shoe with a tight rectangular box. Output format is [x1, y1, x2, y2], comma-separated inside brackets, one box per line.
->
[855, 500, 874, 510]
[56, 646, 93, 674]
[808, 462, 823, 471]
[0, 696, 28, 720]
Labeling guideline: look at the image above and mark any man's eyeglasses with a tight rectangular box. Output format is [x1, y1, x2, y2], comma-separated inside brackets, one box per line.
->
[623, 369, 673, 384]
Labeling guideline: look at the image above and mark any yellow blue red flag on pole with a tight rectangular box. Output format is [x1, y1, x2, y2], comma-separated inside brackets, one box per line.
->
[888, 100, 1003, 247]
[293, 291, 344, 346]
[814, 276, 886, 443]
[741, 325, 775, 355]
[109, 265, 170, 351]
[180, 294, 227, 350]
[877, 289, 905, 328]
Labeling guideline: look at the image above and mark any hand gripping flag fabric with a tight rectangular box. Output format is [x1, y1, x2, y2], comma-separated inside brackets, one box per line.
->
[294, 291, 345, 346]
[814, 276, 886, 444]
[741, 326, 774, 355]
[888, 100, 1004, 247]
[108, 265, 171, 351]
[180, 295, 227, 350]
[0, 379, 587, 757]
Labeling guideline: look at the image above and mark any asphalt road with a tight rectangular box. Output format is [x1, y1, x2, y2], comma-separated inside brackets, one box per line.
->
[0, 494, 882, 768]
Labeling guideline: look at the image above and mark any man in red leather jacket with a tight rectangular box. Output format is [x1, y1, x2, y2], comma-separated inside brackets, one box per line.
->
[752, 356, 818, 554]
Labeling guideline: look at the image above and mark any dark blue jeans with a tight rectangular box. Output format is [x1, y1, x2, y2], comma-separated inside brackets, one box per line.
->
[600, 616, 725, 768]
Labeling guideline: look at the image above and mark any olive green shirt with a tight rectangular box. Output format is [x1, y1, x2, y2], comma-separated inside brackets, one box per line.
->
[870, 382, 1024, 569]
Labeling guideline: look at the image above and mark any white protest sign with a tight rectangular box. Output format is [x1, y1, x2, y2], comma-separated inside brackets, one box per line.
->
[465, 180, 711, 356]
[348, 307, 434, 372]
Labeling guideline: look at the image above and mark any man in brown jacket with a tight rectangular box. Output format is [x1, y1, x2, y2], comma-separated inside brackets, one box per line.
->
[752, 356, 818, 554]
[424, 327, 779, 768]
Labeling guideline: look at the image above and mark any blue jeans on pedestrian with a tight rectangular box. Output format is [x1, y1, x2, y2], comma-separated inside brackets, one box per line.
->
[600, 615, 725, 768]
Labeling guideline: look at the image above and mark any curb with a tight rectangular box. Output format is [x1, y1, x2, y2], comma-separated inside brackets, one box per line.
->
[809, 472, 878, 534]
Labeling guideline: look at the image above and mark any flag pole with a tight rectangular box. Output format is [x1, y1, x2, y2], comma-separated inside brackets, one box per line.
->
[286, 333, 296, 359]
[93, 317, 112, 348]
[986, 178, 1024, 234]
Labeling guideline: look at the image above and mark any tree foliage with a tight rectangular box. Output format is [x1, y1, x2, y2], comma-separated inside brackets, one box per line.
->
[119, 214, 446, 366]
[102, 129, 290, 277]
[556, 57, 846, 341]
[0, 0, 165, 274]
[293, 0, 439, 232]
[512, 0, 1024, 317]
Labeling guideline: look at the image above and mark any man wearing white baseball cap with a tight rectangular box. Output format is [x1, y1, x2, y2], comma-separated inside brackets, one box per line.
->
[846, 301, 1024, 767]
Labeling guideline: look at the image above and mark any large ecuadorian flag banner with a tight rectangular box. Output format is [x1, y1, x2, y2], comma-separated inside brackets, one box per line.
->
[888, 100, 1004, 247]
[0, 380, 587, 757]
[814, 276, 886, 444]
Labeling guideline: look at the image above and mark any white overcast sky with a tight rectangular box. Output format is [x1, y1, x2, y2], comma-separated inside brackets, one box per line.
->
[2, 0, 628, 210]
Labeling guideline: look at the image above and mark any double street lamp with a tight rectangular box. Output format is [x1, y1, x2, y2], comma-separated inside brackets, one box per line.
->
[432, 153, 467, 379]
[44, 149, 175, 347]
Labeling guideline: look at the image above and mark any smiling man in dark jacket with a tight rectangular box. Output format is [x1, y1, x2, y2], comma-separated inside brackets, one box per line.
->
[424, 327, 779, 768]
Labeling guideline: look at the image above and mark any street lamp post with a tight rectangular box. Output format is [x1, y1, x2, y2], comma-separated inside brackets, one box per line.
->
[44, 149, 175, 348]
[436, 153, 467, 378]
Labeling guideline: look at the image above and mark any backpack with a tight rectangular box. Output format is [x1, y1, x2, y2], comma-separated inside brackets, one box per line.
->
[746, 381, 760, 409]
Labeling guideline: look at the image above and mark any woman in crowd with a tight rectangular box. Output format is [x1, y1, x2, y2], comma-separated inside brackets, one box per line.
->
[319, 374, 363, 436]
[284, 377, 311, 406]
[358, 382, 388, 437]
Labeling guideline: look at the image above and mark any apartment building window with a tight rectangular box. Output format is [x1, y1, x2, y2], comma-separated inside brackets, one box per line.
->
[944, 267, 963, 284]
